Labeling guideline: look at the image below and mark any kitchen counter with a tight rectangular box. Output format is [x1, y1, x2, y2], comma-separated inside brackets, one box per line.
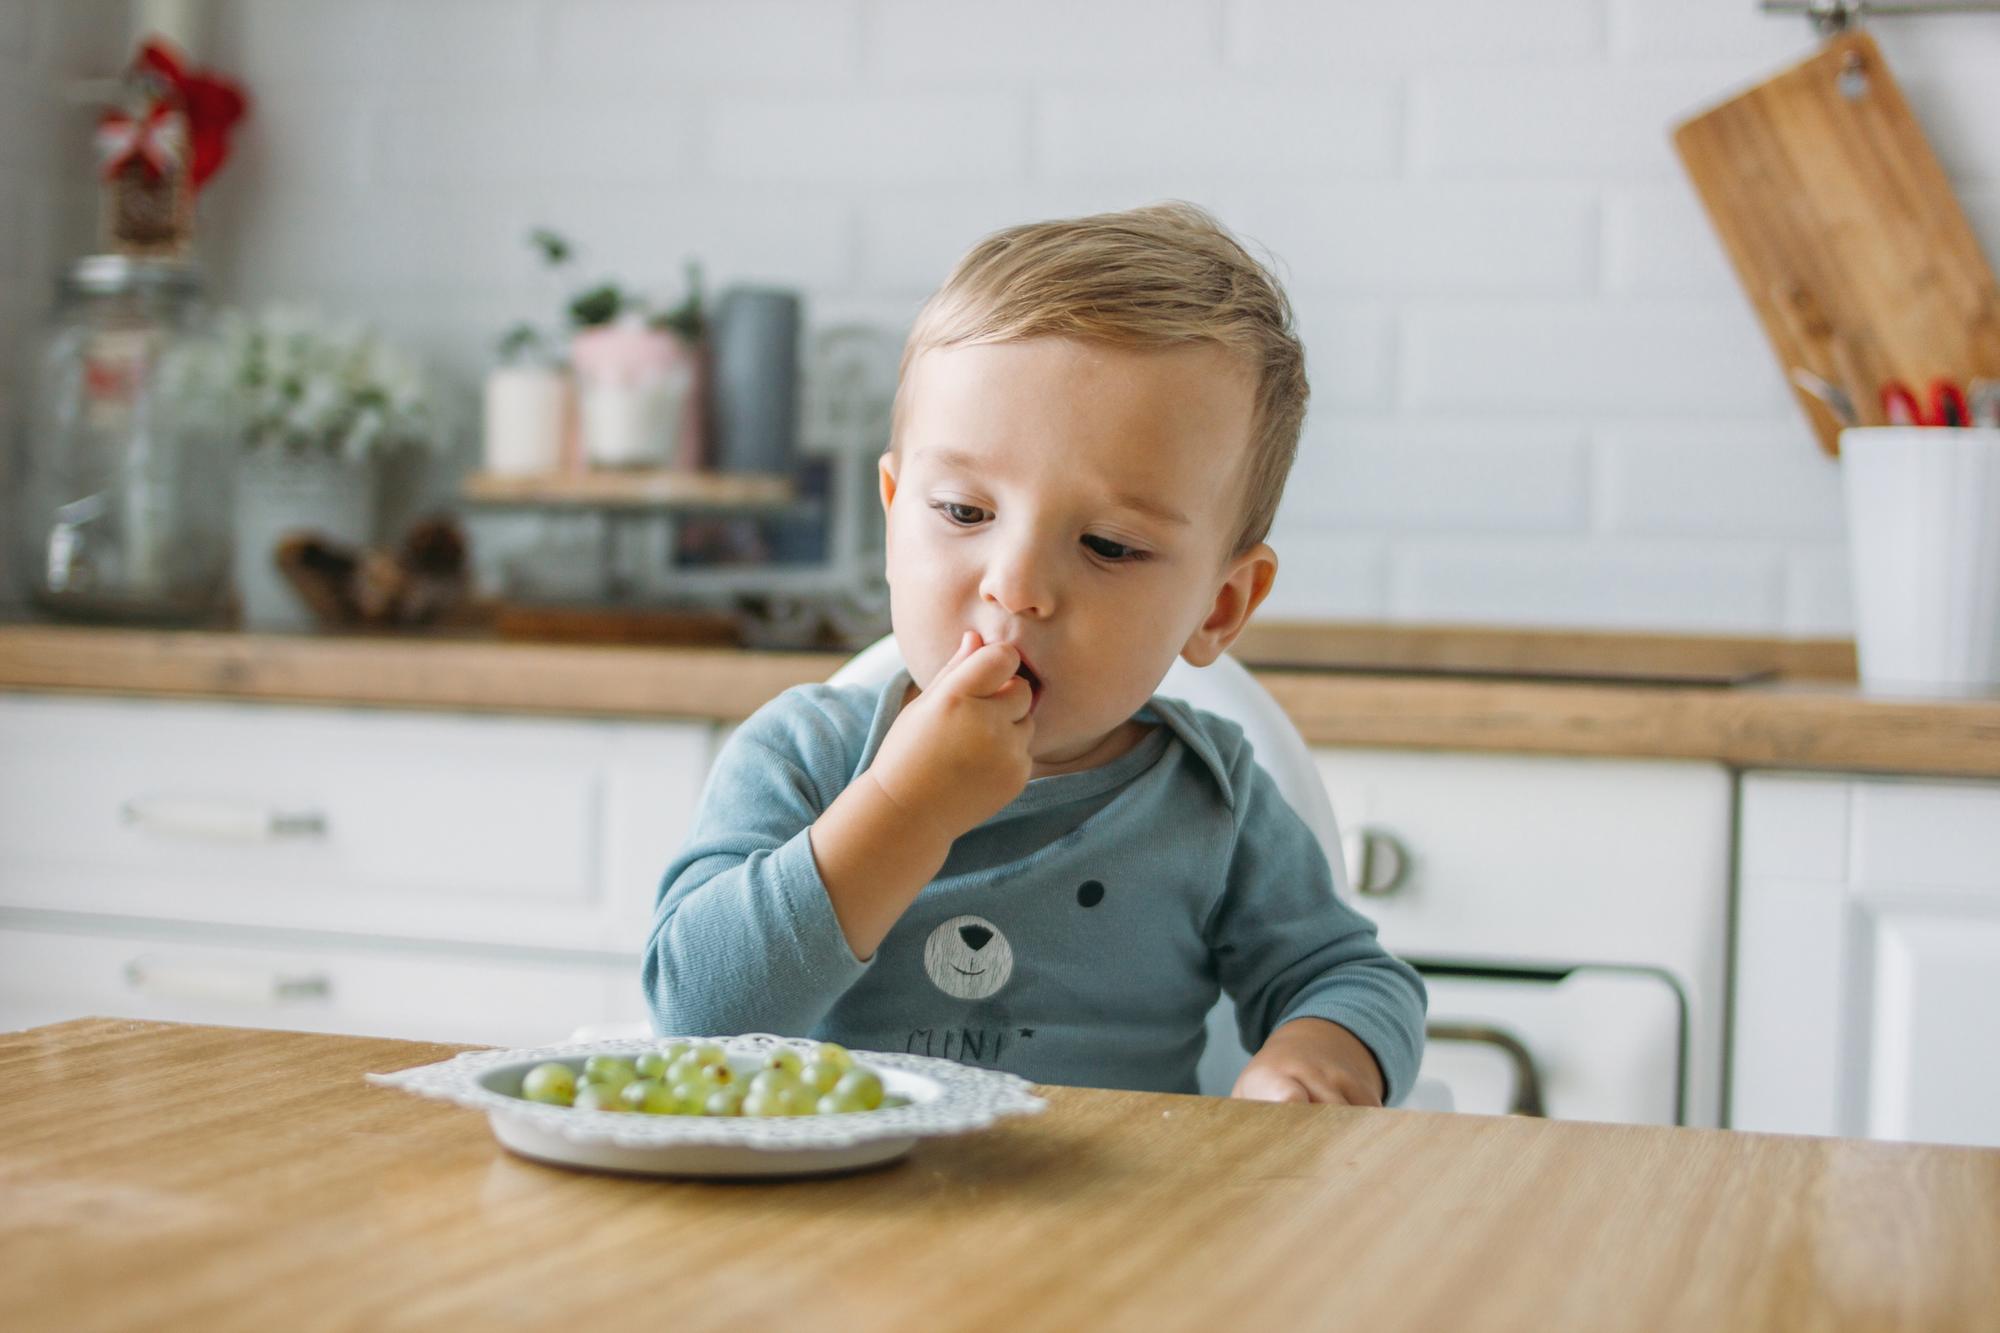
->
[4, 620, 2000, 777]
[5, 1019, 1995, 1331]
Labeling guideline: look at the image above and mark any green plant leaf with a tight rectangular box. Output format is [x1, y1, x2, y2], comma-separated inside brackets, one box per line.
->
[529, 228, 572, 266]
[649, 258, 706, 340]
[568, 283, 622, 327]
[497, 323, 542, 358]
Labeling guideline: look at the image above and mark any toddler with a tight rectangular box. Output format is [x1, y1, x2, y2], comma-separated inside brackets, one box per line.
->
[644, 202, 1426, 1104]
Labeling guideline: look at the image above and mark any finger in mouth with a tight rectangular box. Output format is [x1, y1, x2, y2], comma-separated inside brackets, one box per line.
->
[1013, 660, 1043, 712]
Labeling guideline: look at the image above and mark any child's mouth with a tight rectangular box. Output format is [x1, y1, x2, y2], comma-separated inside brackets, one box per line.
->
[1014, 658, 1043, 712]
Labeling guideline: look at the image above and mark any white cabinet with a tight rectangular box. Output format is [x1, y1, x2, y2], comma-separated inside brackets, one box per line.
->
[0, 920, 639, 1048]
[1312, 748, 1734, 1128]
[1733, 771, 2000, 1148]
[0, 693, 715, 1045]
[0, 691, 1737, 1131]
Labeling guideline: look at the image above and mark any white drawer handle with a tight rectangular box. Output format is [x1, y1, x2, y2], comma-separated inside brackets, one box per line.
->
[120, 796, 328, 842]
[124, 956, 332, 1005]
[1342, 827, 1410, 897]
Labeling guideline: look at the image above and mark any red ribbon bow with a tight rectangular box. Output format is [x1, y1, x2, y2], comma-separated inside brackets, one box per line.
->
[96, 39, 248, 193]
[96, 102, 189, 182]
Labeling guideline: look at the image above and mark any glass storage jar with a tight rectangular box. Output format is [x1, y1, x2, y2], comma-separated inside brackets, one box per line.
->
[14, 255, 231, 623]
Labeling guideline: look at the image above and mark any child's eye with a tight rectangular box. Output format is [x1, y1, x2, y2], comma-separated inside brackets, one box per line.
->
[1082, 534, 1148, 563]
[929, 500, 988, 526]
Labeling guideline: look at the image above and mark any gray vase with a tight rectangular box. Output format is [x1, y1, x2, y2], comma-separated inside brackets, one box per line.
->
[233, 448, 376, 631]
[710, 285, 801, 475]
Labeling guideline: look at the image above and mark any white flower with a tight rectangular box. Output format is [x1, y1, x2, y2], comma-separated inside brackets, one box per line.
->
[164, 303, 446, 460]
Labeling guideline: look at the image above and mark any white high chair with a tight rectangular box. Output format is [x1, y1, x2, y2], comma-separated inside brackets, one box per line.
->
[588, 634, 1446, 1109]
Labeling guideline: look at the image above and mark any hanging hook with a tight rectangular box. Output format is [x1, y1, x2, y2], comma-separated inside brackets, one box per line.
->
[1807, 0, 1860, 34]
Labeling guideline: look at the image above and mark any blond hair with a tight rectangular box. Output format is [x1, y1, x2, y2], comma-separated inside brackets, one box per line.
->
[889, 201, 1308, 557]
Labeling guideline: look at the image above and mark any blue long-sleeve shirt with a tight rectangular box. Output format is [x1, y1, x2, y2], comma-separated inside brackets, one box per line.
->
[643, 670, 1427, 1101]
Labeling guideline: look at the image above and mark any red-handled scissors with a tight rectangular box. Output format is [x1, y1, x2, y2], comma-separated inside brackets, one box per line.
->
[1880, 378, 1969, 427]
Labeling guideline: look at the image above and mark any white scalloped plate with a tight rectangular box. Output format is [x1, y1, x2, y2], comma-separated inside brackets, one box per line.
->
[367, 1032, 1047, 1178]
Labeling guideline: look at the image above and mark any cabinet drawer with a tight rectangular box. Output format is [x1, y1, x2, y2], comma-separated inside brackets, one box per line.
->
[1313, 747, 1732, 970]
[0, 918, 643, 1048]
[0, 695, 611, 941]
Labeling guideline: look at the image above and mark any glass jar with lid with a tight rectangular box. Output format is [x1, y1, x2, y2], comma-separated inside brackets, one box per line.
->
[13, 255, 232, 623]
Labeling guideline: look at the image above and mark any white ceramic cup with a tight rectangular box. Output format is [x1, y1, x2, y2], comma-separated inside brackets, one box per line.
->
[570, 321, 691, 468]
[1840, 426, 2000, 691]
[578, 372, 688, 468]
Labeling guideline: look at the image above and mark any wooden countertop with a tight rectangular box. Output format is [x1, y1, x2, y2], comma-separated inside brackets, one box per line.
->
[4, 620, 2000, 777]
[5, 1020, 1996, 1331]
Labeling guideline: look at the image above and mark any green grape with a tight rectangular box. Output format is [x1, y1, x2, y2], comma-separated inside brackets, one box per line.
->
[634, 1051, 673, 1080]
[763, 1048, 804, 1076]
[706, 1063, 737, 1088]
[748, 1069, 801, 1099]
[741, 1089, 781, 1117]
[832, 1069, 884, 1111]
[812, 1042, 855, 1072]
[665, 1084, 707, 1115]
[622, 1078, 674, 1114]
[879, 1093, 910, 1110]
[774, 1085, 815, 1116]
[688, 1043, 726, 1069]
[669, 1061, 720, 1094]
[582, 1055, 638, 1088]
[703, 1087, 744, 1117]
[815, 1090, 867, 1115]
[520, 1062, 578, 1106]
[658, 1040, 691, 1066]
[574, 1082, 626, 1112]
[799, 1060, 843, 1095]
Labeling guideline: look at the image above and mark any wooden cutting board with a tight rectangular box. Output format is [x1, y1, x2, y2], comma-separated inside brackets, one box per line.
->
[1673, 31, 2000, 455]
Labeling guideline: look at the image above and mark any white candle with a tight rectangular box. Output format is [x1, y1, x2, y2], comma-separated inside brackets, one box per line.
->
[483, 365, 573, 475]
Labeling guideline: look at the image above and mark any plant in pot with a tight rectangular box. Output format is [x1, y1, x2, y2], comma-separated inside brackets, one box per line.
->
[168, 304, 443, 630]
[487, 230, 708, 475]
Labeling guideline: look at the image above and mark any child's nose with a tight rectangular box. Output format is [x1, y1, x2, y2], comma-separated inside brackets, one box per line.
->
[980, 542, 1056, 619]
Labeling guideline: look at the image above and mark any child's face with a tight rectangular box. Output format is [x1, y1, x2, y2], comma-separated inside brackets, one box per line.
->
[881, 336, 1277, 774]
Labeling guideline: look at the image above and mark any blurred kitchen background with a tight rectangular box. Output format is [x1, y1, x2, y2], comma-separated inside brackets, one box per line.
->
[8, 2, 2000, 1147]
[5, 0, 1996, 638]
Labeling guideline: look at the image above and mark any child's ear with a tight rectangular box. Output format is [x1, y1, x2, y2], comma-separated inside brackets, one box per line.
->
[878, 450, 899, 514]
[1181, 542, 1277, 668]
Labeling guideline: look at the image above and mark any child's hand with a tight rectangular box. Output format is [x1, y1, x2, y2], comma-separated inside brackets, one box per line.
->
[865, 630, 1035, 844]
[1232, 1017, 1386, 1107]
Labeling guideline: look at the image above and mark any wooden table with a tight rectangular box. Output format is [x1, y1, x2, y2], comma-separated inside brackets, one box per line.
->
[6, 1020, 1997, 1331]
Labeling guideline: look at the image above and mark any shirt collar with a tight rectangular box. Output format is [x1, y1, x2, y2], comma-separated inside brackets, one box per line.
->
[1137, 693, 1237, 810]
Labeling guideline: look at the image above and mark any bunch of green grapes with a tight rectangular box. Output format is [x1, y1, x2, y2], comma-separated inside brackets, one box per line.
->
[517, 1041, 911, 1117]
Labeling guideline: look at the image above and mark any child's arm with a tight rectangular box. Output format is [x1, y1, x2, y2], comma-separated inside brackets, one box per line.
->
[642, 632, 1033, 1035]
[1207, 750, 1428, 1106]
[810, 630, 1034, 959]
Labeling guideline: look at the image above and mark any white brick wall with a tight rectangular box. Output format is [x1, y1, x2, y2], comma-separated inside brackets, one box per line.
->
[139, 0, 2000, 634]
